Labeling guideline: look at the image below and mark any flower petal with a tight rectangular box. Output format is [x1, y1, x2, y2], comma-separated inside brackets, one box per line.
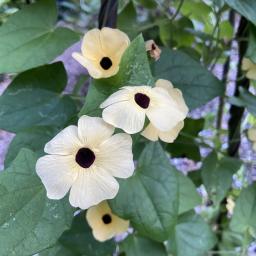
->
[77, 115, 114, 147]
[147, 87, 186, 131]
[36, 155, 77, 200]
[141, 123, 160, 142]
[100, 88, 130, 108]
[97, 133, 134, 178]
[69, 167, 119, 209]
[44, 125, 82, 155]
[155, 79, 188, 114]
[248, 128, 256, 141]
[100, 27, 130, 58]
[81, 28, 103, 60]
[72, 52, 103, 79]
[246, 70, 256, 80]
[102, 100, 145, 134]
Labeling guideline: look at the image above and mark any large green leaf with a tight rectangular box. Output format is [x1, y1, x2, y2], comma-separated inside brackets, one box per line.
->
[5, 126, 57, 167]
[0, 149, 74, 256]
[167, 118, 204, 161]
[225, 0, 256, 26]
[201, 152, 242, 204]
[120, 234, 167, 256]
[230, 184, 256, 233]
[79, 34, 154, 117]
[0, 63, 76, 133]
[39, 243, 73, 256]
[177, 171, 201, 214]
[0, 0, 79, 73]
[109, 142, 179, 242]
[59, 212, 115, 256]
[153, 48, 224, 110]
[167, 212, 217, 256]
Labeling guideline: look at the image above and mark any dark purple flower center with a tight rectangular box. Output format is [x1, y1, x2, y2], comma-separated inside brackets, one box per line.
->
[100, 57, 112, 70]
[134, 93, 150, 109]
[75, 148, 95, 168]
[102, 214, 112, 224]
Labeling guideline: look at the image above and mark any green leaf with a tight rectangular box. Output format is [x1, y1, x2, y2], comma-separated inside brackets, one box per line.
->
[0, 63, 76, 133]
[201, 152, 242, 204]
[39, 243, 73, 256]
[230, 184, 256, 233]
[225, 0, 256, 26]
[167, 212, 217, 256]
[0, 0, 79, 73]
[0, 148, 74, 256]
[120, 234, 167, 256]
[232, 88, 256, 115]
[118, 1, 138, 39]
[246, 25, 256, 63]
[177, 171, 201, 214]
[159, 17, 194, 48]
[5, 126, 57, 167]
[79, 34, 154, 117]
[109, 142, 178, 242]
[153, 48, 224, 110]
[59, 211, 115, 256]
[167, 118, 204, 161]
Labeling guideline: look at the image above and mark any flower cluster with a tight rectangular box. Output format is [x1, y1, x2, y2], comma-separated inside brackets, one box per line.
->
[36, 28, 188, 241]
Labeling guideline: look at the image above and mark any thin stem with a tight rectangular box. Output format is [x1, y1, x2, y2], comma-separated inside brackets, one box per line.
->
[170, 0, 185, 21]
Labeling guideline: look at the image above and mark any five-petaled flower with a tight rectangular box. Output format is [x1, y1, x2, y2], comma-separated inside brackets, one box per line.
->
[86, 201, 129, 242]
[36, 115, 134, 210]
[72, 28, 130, 79]
[141, 79, 188, 142]
[100, 79, 188, 134]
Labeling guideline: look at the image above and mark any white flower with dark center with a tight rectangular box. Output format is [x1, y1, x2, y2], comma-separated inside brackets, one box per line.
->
[72, 27, 130, 79]
[141, 79, 188, 142]
[100, 79, 188, 134]
[36, 115, 134, 210]
[86, 201, 129, 242]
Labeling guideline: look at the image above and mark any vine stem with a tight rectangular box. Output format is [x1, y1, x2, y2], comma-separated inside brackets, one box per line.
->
[98, 0, 118, 29]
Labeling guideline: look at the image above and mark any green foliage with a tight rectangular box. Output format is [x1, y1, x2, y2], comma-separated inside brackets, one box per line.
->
[167, 118, 205, 161]
[0, 0, 79, 73]
[4, 126, 57, 167]
[225, 0, 256, 25]
[153, 48, 224, 110]
[120, 234, 167, 256]
[201, 152, 242, 204]
[0, 149, 74, 256]
[167, 211, 217, 256]
[59, 212, 115, 256]
[1, 0, 256, 255]
[230, 184, 256, 233]
[0, 63, 76, 133]
[230, 87, 256, 116]
[109, 142, 179, 242]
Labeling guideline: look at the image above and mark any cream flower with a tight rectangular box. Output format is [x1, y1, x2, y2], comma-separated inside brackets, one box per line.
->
[72, 28, 130, 79]
[242, 58, 256, 80]
[36, 115, 134, 210]
[248, 127, 256, 151]
[141, 79, 188, 142]
[86, 201, 129, 242]
[100, 79, 188, 134]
